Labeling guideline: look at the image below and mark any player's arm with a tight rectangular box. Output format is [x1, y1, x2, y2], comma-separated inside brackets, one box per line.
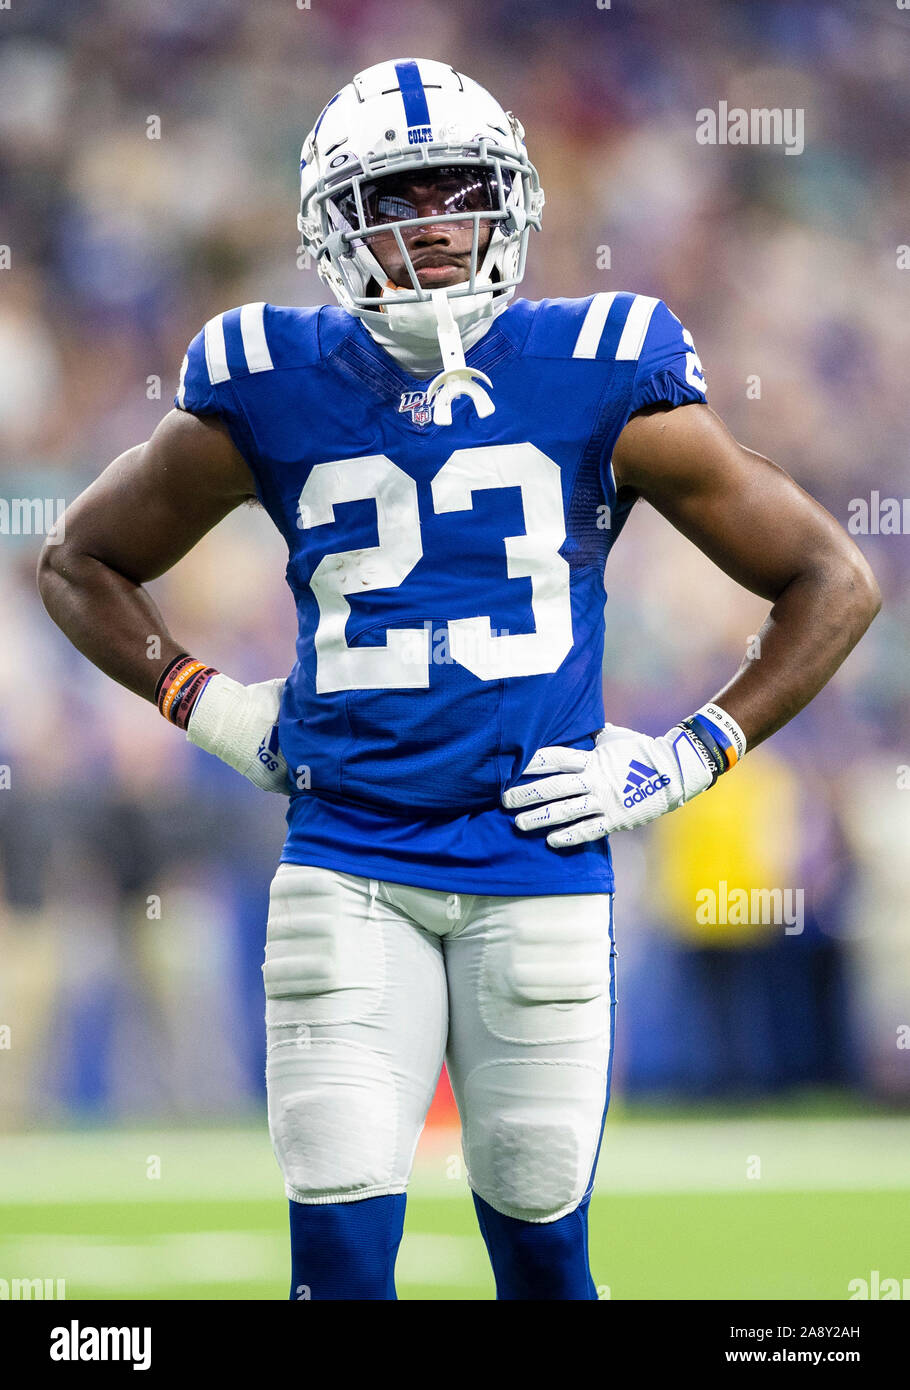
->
[37, 409, 290, 792]
[612, 401, 881, 747]
[38, 410, 254, 699]
[504, 401, 880, 846]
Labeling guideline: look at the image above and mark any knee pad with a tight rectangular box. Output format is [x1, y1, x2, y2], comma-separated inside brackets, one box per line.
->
[461, 1058, 607, 1221]
[268, 1038, 399, 1201]
[480, 905, 610, 1045]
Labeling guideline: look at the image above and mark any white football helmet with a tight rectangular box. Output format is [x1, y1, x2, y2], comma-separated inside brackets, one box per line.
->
[297, 58, 544, 386]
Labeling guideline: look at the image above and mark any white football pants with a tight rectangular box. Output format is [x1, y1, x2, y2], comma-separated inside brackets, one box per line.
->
[263, 863, 616, 1223]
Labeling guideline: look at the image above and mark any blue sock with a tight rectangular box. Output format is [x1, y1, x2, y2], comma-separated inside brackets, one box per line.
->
[472, 1192, 598, 1300]
[288, 1193, 406, 1300]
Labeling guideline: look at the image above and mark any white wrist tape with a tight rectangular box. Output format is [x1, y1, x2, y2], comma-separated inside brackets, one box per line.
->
[186, 672, 289, 793]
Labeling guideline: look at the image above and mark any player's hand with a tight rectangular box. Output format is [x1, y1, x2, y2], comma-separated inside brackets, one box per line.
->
[186, 673, 290, 794]
[502, 722, 716, 847]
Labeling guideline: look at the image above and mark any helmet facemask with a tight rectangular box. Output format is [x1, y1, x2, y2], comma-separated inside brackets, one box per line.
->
[299, 141, 541, 319]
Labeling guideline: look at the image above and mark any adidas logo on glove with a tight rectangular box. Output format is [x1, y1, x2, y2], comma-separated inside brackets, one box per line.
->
[622, 759, 671, 807]
[502, 704, 747, 849]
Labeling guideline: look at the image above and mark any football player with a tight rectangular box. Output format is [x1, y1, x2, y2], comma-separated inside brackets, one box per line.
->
[39, 59, 880, 1300]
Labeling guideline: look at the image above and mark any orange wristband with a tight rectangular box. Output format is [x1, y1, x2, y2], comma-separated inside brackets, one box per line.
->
[155, 654, 219, 729]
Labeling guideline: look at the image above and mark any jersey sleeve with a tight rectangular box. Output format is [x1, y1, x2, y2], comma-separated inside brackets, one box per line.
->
[628, 298, 707, 414]
[172, 309, 262, 484]
[175, 325, 222, 417]
[171, 302, 328, 523]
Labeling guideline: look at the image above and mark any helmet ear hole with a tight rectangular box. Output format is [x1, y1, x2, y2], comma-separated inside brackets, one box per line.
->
[324, 229, 347, 258]
[505, 205, 527, 234]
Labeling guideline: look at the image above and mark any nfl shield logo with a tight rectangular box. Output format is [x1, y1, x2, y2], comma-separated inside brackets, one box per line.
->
[399, 390, 432, 427]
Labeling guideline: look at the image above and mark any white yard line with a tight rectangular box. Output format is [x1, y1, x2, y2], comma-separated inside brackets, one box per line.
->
[0, 1232, 284, 1288]
[0, 1230, 488, 1291]
[0, 1117, 907, 1204]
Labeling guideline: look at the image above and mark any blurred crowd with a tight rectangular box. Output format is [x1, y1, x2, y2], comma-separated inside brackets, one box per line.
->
[2, 0, 909, 1125]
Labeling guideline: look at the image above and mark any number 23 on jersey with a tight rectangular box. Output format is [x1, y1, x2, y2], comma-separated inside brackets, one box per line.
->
[298, 442, 574, 692]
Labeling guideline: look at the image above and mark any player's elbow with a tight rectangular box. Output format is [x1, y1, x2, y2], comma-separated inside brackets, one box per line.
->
[36, 520, 78, 612]
[840, 545, 881, 627]
[36, 531, 62, 598]
[813, 537, 882, 636]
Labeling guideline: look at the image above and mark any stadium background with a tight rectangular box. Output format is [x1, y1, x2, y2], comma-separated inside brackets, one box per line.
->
[1, 0, 908, 1299]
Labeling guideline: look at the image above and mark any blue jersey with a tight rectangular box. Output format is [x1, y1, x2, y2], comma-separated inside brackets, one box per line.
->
[176, 292, 707, 895]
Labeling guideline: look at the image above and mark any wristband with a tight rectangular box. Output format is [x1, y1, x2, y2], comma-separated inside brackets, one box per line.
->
[681, 701, 747, 776]
[156, 653, 219, 730]
[679, 716, 726, 783]
[154, 653, 191, 704]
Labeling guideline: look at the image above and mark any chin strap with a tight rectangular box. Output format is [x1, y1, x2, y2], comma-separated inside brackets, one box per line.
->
[425, 288, 495, 425]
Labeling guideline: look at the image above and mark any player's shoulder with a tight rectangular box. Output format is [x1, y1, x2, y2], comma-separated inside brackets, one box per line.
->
[177, 301, 353, 407]
[500, 291, 688, 365]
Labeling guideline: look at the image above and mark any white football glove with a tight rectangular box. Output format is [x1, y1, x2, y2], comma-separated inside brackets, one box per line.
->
[502, 722, 717, 847]
[186, 673, 290, 794]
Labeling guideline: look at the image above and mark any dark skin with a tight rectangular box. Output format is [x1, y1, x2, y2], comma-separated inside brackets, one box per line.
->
[610, 402, 881, 745]
[367, 173, 493, 289]
[38, 177, 881, 751]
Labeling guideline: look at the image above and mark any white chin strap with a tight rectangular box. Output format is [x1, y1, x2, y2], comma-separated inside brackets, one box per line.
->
[425, 289, 494, 426]
[369, 279, 497, 424]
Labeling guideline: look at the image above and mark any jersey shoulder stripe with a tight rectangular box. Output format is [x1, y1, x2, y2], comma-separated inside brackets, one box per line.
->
[571, 292, 617, 358]
[573, 291, 658, 362]
[203, 311, 231, 384]
[515, 292, 660, 364]
[240, 302, 274, 372]
[176, 302, 276, 408]
[614, 294, 659, 361]
[201, 302, 273, 386]
[176, 303, 331, 412]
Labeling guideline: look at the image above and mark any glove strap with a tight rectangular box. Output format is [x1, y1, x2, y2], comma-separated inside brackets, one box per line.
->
[680, 701, 747, 778]
[155, 653, 219, 730]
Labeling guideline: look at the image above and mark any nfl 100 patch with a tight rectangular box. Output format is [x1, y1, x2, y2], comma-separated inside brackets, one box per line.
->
[399, 390, 432, 426]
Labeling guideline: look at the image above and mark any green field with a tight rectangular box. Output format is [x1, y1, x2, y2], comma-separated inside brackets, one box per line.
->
[1, 1112, 908, 1300]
